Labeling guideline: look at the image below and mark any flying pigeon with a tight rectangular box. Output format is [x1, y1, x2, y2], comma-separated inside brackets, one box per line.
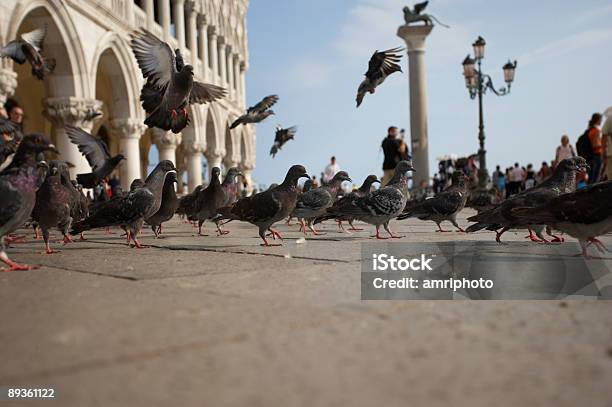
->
[217, 165, 309, 246]
[510, 180, 612, 258]
[0, 133, 58, 271]
[65, 125, 125, 188]
[324, 161, 415, 239]
[1, 25, 56, 80]
[32, 161, 77, 254]
[230, 95, 278, 129]
[270, 125, 297, 158]
[130, 29, 226, 134]
[314, 174, 381, 231]
[398, 171, 469, 232]
[71, 160, 177, 248]
[292, 171, 352, 235]
[193, 167, 227, 235]
[145, 171, 178, 237]
[356, 47, 404, 107]
[466, 157, 588, 242]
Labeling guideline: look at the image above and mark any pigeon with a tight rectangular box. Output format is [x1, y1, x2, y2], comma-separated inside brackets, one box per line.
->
[32, 161, 76, 254]
[65, 125, 125, 188]
[193, 167, 227, 235]
[466, 187, 502, 213]
[145, 171, 178, 237]
[221, 167, 243, 207]
[356, 47, 403, 107]
[510, 181, 612, 258]
[302, 179, 313, 192]
[217, 165, 309, 246]
[71, 160, 177, 248]
[314, 174, 381, 231]
[0, 26, 56, 80]
[292, 171, 352, 235]
[465, 157, 589, 242]
[270, 125, 297, 158]
[230, 95, 278, 129]
[130, 29, 226, 134]
[176, 185, 202, 221]
[0, 133, 58, 271]
[324, 161, 415, 239]
[397, 171, 469, 232]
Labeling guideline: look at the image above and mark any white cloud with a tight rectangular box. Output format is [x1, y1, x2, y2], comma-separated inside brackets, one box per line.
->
[281, 58, 335, 89]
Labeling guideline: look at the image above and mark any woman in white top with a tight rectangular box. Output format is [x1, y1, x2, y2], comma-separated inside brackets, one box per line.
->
[555, 135, 576, 165]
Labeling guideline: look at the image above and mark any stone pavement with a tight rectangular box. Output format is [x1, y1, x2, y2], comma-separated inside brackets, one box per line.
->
[1, 210, 612, 406]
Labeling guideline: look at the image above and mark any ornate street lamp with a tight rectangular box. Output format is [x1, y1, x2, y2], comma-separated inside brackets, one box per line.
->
[462, 36, 517, 190]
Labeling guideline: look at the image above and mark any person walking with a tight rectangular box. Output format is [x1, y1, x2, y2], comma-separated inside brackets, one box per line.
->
[536, 161, 552, 183]
[525, 164, 536, 189]
[602, 107, 612, 181]
[586, 113, 603, 184]
[381, 126, 402, 186]
[322, 156, 340, 184]
[555, 135, 576, 168]
[510, 163, 524, 196]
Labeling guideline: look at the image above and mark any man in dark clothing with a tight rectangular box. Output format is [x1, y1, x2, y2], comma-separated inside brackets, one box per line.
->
[381, 126, 402, 186]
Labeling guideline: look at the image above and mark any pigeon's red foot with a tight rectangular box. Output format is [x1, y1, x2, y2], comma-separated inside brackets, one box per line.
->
[62, 234, 74, 245]
[131, 239, 149, 249]
[180, 108, 188, 117]
[550, 235, 564, 243]
[170, 109, 177, 120]
[267, 229, 283, 240]
[4, 234, 27, 245]
[371, 227, 388, 240]
[1, 255, 39, 272]
[217, 229, 230, 236]
[105, 228, 115, 235]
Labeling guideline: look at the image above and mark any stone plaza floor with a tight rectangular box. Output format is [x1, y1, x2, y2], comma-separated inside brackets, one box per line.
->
[1, 209, 612, 406]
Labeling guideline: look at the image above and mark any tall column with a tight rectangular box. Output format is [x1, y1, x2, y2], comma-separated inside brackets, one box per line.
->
[144, 0, 154, 29]
[197, 15, 209, 80]
[185, 1, 197, 61]
[204, 149, 223, 174]
[185, 143, 204, 191]
[239, 62, 247, 108]
[0, 67, 18, 114]
[158, 0, 170, 39]
[226, 47, 234, 100]
[172, 0, 186, 49]
[43, 97, 103, 180]
[397, 25, 433, 188]
[151, 128, 182, 166]
[218, 37, 227, 87]
[208, 28, 218, 84]
[111, 118, 146, 190]
[232, 56, 240, 102]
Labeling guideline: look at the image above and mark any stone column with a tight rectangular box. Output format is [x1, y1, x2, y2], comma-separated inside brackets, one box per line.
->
[158, 0, 170, 39]
[232, 56, 240, 102]
[226, 47, 234, 100]
[204, 149, 223, 174]
[151, 128, 181, 166]
[197, 15, 209, 80]
[239, 62, 247, 108]
[111, 118, 146, 190]
[208, 28, 218, 84]
[218, 37, 227, 87]
[144, 0, 154, 29]
[397, 25, 433, 188]
[0, 68, 18, 113]
[43, 97, 103, 180]
[185, 143, 205, 191]
[185, 1, 198, 62]
[172, 0, 186, 49]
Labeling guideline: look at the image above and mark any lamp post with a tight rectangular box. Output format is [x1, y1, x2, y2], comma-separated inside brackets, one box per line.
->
[462, 36, 517, 189]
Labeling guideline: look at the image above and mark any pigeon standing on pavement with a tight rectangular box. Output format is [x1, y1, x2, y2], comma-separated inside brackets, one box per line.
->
[465, 157, 588, 242]
[356, 47, 403, 107]
[397, 171, 469, 232]
[65, 125, 125, 188]
[230, 95, 278, 129]
[1, 26, 56, 80]
[292, 171, 352, 235]
[511, 180, 612, 258]
[71, 160, 177, 248]
[221, 167, 243, 207]
[270, 126, 297, 158]
[0, 134, 58, 271]
[32, 161, 76, 254]
[314, 174, 381, 231]
[194, 167, 227, 235]
[145, 171, 178, 237]
[130, 29, 226, 134]
[176, 185, 202, 222]
[324, 161, 415, 239]
[217, 165, 309, 246]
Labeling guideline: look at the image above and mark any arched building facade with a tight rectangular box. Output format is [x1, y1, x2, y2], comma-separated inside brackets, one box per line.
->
[0, 0, 255, 193]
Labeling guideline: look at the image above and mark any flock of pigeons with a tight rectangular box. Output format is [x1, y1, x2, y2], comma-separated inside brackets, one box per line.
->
[0, 25, 611, 272]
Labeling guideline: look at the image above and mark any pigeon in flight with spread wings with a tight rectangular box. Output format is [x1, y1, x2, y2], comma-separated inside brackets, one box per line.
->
[66, 125, 125, 189]
[130, 29, 226, 134]
[230, 95, 278, 129]
[1, 25, 56, 80]
[270, 125, 297, 158]
[356, 47, 404, 107]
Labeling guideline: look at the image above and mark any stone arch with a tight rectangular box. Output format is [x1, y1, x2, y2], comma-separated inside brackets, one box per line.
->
[223, 114, 241, 169]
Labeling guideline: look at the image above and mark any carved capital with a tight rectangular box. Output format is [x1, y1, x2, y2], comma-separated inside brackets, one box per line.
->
[240, 159, 255, 171]
[184, 142, 206, 155]
[0, 69, 18, 104]
[197, 14, 207, 27]
[43, 97, 104, 130]
[111, 118, 146, 140]
[185, 0, 196, 15]
[204, 148, 224, 162]
[208, 26, 217, 37]
[151, 128, 182, 149]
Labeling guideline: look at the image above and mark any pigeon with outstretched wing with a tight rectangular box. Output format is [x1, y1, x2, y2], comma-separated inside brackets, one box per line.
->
[356, 47, 403, 107]
[1, 26, 56, 80]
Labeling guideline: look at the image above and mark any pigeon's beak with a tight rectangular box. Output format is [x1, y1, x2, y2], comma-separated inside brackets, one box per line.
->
[300, 173, 310, 180]
[373, 179, 381, 184]
[344, 177, 352, 183]
[48, 144, 60, 154]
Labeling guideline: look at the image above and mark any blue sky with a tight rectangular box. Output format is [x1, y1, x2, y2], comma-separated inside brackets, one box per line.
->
[244, 0, 612, 186]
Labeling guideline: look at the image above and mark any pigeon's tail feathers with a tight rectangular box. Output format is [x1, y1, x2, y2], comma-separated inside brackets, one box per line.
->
[216, 205, 239, 221]
[229, 118, 242, 129]
[312, 213, 336, 225]
[510, 206, 555, 224]
[465, 222, 491, 233]
[76, 173, 97, 189]
[140, 83, 163, 113]
[70, 215, 105, 235]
